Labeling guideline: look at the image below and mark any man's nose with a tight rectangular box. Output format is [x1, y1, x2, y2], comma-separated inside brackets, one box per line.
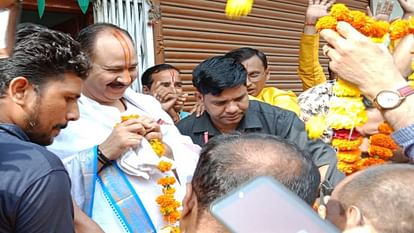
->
[67, 103, 80, 121]
[226, 101, 239, 113]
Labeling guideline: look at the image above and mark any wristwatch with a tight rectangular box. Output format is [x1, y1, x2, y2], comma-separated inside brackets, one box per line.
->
[374, 85, 414, 110]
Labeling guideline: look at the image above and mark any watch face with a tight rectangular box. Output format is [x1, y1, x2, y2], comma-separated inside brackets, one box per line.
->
[376, 91, 401, 109]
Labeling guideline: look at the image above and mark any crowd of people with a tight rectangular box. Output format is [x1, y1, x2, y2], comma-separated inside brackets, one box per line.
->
[1, 0, 414, 232]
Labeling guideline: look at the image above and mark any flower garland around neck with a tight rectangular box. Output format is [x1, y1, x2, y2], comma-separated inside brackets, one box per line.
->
[120, 114, 181, 233]
[305, 3, 395, 174]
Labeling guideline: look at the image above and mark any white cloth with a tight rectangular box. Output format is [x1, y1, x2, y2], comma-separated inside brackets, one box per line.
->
[48, 88, 200, 232]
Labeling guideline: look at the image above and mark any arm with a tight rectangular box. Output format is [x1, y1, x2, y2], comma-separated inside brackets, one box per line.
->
[298, 0, 334, 90]
[15, 171, 74, 233]
[74, 200, 104, 233]
[320, 22, 414, 156]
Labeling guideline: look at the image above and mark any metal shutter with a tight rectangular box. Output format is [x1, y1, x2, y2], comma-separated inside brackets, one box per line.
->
[156, 0, 369, 110]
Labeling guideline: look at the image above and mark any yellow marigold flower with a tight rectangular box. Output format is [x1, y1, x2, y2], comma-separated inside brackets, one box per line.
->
[337, 161, 358, 175]
[158, 176, 176, 186]
[390, 19, 409, 40]
[225, 0, 253, 19]
[369, 145, 393, 160]
[332, 79, 361, 97]
[337, 149, 361, 163]
[409, 17, 414, 33]
[316, 15, 337, 32]
[150, 138, 165, 156]
[158, 161, 172, 172]
[164, 210, 181, 223]
[332, 137, 363, 151]
[120, 114, 139, 122]
[327, 96, 368, 129]
[369, 134, 398, 150]
[409, 80, 414, 89]
[305, 115, 328, 140]
[349, 10, 368, 30]
[159, 226, 181, 233]
[330, 4, 350, 22]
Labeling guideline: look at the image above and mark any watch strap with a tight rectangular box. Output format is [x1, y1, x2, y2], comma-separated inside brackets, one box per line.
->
[398, 85, 414, 97]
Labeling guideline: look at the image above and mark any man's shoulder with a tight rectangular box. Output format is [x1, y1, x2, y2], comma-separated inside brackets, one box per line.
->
[249, 100, 294, 116]
[177, 113, 197, 131]
[0, 135, 67, 182]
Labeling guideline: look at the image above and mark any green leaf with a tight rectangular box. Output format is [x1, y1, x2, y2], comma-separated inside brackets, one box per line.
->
[37, 0, 45, 18]
[77, 0, 90, 14]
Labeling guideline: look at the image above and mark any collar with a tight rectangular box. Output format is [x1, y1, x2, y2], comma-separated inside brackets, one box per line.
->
[236, 101, 263, 131]
[192, 101, 264, 134]
[192, 113, 221, 136]
[0, 123, 30, 141]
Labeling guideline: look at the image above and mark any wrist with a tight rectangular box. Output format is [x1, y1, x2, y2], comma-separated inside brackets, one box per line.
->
[97, 145, 113, 166]
[383, 95, 414, 130]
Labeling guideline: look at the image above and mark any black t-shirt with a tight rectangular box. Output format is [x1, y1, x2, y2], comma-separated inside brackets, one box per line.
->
[0, 124, 74, 233]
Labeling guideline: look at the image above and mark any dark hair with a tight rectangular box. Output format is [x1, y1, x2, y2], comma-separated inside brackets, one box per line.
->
[337, 164, 414, 233]
[192, 133, 320, 210]
[192, 56, 247, 96]
[141, 63, 180, 88]
[225, 47, 268, 69]
[15, 23, 48, 44]
[0, 26, 90, 96]
[76, 23, 134, 61]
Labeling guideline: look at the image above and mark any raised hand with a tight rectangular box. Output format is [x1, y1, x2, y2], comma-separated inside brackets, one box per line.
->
[367, 0, 394, 21]
[397, 0, 414, 19]
[305, 0, 336, 24]
[152, 81, 179, 112]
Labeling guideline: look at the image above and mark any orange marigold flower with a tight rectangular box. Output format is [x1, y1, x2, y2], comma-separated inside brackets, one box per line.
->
[378, 122, 393, 134]
[355, 157, 385, 170]
[156, 194, 176, 207]
[158, 176, 176, 186]
[330, 4, 350, 21]
[368, 145, 393, 160]
[369, 134, 398, 150]
[409, 17, 414, 33]
[316, 15, 337, 32]
[162, 186, 176, 195]
[337, 149, 361, 163]
[390, 19, 410, 40]
[337, 161, 358, 175]
[349, 10, 368, 30]
[158, 161, 172, 172]
[164, 210, 181, 224]
[371, 21, 389, 39]
[359, 17, 375, 36]
[332, 137, 363, 150]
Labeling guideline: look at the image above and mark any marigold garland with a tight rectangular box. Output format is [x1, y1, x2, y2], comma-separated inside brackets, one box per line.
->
[332, 137, 363, 151]
[120, 114, 180, 232]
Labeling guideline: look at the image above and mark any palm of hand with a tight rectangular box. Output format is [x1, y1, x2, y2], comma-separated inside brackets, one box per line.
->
[306, 5, 329, 23]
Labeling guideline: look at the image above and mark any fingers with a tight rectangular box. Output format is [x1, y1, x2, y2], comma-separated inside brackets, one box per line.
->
[320, 28, 344, 50]
[336, 21, 366, 40]
[326, 0, 335, 8]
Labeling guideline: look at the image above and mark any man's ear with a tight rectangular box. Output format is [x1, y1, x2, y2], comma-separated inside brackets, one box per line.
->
[264, 67, 270, 81]
[345, 205, 364, 229]
[8, 77, 32, 106]
[180, 183, 198, 232]
[143, 85, 151, 94]
[195, 91, 203, 102]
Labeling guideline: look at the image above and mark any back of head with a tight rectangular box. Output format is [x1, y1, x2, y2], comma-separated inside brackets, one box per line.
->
[337, 164, 414, 233]
[76, 23, 134, 61]
[141, 63, 180, 88]
[224, 47, 268, 69]
[192, 56, 247, 96]
[192, 133, 320, 212]
[0, 26, 89, 97]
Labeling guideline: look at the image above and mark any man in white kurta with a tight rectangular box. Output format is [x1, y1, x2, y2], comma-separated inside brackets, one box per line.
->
[47, 23, 200, 233]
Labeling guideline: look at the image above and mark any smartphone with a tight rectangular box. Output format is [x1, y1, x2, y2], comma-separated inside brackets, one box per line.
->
[210, 176, 339, 233]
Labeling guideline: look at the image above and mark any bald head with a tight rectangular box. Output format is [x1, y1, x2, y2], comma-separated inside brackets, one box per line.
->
[328, 164, 414, 232]
[192, 133, 320, 209]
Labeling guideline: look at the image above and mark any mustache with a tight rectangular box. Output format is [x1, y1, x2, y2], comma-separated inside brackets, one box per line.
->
[53, 123, 68, 130]
[108, 81, 128, 88]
